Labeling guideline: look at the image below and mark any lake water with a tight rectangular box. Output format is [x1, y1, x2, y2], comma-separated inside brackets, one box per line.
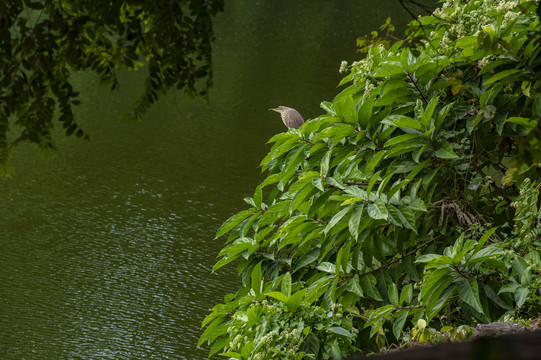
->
[0, 1, 434, 359]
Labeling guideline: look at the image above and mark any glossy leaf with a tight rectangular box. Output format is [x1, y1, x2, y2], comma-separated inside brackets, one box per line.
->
[215, 209, 256, 239]
[457, 277, 483, 314]
[434, 141, 458, 159]
[367, 198, 388, 220]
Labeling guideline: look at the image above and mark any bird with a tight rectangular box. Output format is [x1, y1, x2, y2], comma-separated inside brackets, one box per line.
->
[269, 106, 304, 129]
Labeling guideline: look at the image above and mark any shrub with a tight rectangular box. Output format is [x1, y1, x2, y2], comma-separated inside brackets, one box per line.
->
[200, 0, 541, 358]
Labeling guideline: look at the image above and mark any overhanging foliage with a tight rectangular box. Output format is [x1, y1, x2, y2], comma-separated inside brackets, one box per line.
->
[0, 0, 223, 173]
[201, 0, 541, 359]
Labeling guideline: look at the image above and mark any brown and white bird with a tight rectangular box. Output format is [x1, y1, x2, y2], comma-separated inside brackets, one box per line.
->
[269, 106, 304, 129]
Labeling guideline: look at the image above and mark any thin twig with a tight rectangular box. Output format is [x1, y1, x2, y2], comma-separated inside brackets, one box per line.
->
[405, 71, 428, 105]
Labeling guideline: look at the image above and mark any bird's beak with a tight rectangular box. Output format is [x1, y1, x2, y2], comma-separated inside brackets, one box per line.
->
[269, 108, 278, 112]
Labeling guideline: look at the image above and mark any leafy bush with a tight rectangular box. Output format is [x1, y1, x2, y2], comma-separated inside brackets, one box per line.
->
[200, 0, 541, 358]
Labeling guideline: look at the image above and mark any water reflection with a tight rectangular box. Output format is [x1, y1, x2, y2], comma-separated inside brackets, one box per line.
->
[1, 169, 232, 358]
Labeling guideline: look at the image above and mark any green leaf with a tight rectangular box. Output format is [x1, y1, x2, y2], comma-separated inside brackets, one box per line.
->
[498, 282, 520, 294]
[360, 274, 383, 301]
[428, 285, 455, 320]
[478, 58, 510, 75]
[290, 183, 316, 213]
[300, 332, 320, 358]
[312, 177, 324, 191]
[324, 205, 353, 234]
[409, 198, 427, 211]
[282, 272, 292, 297]
[387, 180, 410, 200]
[475, 227, 498, 251]
[215, 209, 256, 239]
[457, 277, 483, 314]
[326, 326, 353, 338]
[346, 275, 364, 297]
[364, 151, 386, 173]
[388, 283, 399, 306]
[415, 253, 441, 264]
[327, 176, 345, 190]
[358, 95, 374, 128]
[422, 96, 439, 128]
[199, 323, 229, 347]
[384, 133, 419, 147]
[214, 238, 257, 271]
[251, 261, 263, 296]
[456, 35, 478, 48]
[376, 172, 394, 197]
[367, 198, 388, 220]
[253, 185, 263, 209]
[453, 239, 477, 265]
[366, 170, 382, 197]
[266, 291, 289, 304]
[466, 245, 504, 265]
[513, 257, 529, 277]
[434, 141, 457, 159]
[514, 287, 529, 308]
[285, 144, 309, 174]
[399, 284, 413, 306]
[220, 351, 241, 359]
[320, 149, 332, 177]
[393, 206, 417, 232]
[406, 159, 430, 181]
[336, 247, 344, 278]
[483, 284, 513, 311]
[392, 309, 410, 339]
[420, 267, 451, 300]
[386, 139, 424, 158]
[321, 101, 336, 115]
[316, 262, 336, 274]
[308, 188, 336, 218]
[368, 305, 394, 337]
[348, 204, 364, 240]
[209, 335, 229, 357]
[286, 289, 307, 312]
[506, 116, 535, 128]
[373, 61, 404, 77]
[533, 93, 541, 117]
[483, 69, 522, 85]
[382, 115, 422, 130]
[293, 249, 320, 273]
[342, 95, 358, 123]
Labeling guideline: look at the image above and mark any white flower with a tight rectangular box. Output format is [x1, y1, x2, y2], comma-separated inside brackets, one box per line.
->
[363, 80, 374, 98]
[339, 60, 348, 73]
[477, 56, 492, 69]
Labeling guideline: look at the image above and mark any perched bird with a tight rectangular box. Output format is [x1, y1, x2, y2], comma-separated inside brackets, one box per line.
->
[269, 106, 304, 129]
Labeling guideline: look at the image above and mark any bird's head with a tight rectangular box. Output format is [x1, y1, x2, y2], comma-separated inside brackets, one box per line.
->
[269, 106, 289, 113]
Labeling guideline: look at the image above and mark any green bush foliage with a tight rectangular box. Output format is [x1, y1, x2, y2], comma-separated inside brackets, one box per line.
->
[200, 0, 541, 358]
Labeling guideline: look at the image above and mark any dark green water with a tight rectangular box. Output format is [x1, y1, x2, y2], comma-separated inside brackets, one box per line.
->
[0, 1, 434, 359]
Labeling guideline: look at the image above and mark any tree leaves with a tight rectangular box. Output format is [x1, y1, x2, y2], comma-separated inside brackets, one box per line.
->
[434, 141, 457, 159]
[215, 209, 256, 239]
[367, 198, 388, 220]
[457, 277, 483, 314]
[326, 326, 354, 338]
[348, 204, 364, 239]
[1, 1, 224, 171]
[483, 69, 523, 85]
[203, 1, 541, 358]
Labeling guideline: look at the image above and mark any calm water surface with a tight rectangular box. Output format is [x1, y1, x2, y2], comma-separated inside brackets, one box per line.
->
[0, 1, 433, 359]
